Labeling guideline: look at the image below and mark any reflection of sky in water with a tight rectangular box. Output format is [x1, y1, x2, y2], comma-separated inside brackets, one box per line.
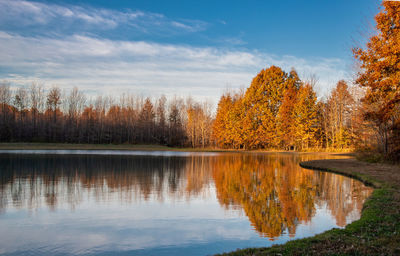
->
[0, 152, 373, 256]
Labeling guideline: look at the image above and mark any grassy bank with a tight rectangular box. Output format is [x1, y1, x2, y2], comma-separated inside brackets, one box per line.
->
[220, 159, 400, 255]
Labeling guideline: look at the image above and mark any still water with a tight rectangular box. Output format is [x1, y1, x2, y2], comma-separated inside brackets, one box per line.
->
[0, 151, 372, 255]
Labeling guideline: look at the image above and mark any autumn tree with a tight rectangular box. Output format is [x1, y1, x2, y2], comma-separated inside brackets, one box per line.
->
[213, 91, 245, 149]
[107, 105, 122, 143]
[293, 83, 318, 150]
[324, 81, 354, 149]
[226, 92, 246, 149]
[276, 70, 301, 150]
[213, 93, 233, 148]
[156, 95, 167, 144]
[353, 1, 400, 159]
[243, 66, 289, 149]
[137, 97, 155, 143]
[186, 101, 199, 148]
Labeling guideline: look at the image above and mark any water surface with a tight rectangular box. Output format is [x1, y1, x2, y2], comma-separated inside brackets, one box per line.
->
[0, 151, 373, 255]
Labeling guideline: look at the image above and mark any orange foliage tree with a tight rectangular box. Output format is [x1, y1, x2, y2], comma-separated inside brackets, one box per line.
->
[243, 66, 288, 149]
[293, 83, 318, 150]
[353, 1, 400, 159]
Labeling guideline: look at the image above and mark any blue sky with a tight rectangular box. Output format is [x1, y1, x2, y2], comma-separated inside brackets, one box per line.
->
[0, 0, 380, 103]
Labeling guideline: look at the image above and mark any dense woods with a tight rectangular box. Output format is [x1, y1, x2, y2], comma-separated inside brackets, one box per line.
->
[213, 66, 359, 151]
[0, 83, 213, 147]
[0, 73, 362, 152]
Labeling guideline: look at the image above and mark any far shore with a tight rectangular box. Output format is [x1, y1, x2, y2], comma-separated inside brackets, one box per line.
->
[0, 143, 355, 155]
[0, 142, 227, 152]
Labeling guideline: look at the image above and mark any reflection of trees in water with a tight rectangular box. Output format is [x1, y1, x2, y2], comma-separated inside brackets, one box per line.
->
[0, 153, 372, 239]
[314, 172, 372, 227]
[213, 154, 317, 238]
[0, 155, 195, 211]
[212, 154, 373, 239]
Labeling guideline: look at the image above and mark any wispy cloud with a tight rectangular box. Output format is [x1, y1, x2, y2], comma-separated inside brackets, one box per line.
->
[0, 0, 207, 36]
[0, 31, 348, 103]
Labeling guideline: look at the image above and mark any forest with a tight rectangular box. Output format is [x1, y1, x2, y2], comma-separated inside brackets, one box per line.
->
[213, 68, 360, 151]
[0, 2, 399, 161]
[0, 75, 360, 151]
[0, 84, 213, 147]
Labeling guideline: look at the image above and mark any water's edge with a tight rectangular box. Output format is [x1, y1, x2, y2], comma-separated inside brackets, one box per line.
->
[300, 161, 380, 188]
[219, 159, 386, 255]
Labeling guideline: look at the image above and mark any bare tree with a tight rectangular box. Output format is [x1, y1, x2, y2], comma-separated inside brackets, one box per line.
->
[156, 95, 167, 144]
[0, 81, 13, 141]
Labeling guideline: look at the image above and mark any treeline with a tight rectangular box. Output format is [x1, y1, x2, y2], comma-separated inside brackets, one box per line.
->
[0, 83, 213, 147]
[213, 66, 360, 151]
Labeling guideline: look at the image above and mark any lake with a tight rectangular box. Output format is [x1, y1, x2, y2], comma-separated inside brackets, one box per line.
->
[0, 151, 373, 256]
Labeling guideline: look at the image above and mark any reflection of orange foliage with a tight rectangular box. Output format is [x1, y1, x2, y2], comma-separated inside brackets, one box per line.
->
[315, 172, 372, 227]
[212, 154, 316, 238]
[212, 154, 373, 238]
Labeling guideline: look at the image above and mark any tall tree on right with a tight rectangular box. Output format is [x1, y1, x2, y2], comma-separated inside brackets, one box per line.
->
[353, 1, 400, 159]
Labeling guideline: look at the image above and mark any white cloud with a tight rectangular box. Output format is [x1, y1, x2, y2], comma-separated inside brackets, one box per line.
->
[0, 31, 349, 103]
[0, 0, 206, 34]
[0, 0, 116, 27]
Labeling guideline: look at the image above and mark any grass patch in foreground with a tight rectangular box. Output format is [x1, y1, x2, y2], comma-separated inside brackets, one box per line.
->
[218, 162, 400, 255]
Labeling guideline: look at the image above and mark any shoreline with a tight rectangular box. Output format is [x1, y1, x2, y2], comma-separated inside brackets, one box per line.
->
[0, 143, 355, 155]
[0, 142, 227, 153]
[220, 159, 400, 255]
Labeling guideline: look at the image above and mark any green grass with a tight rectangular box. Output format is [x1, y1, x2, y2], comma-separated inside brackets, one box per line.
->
[356, 151, 385, 163]
[218, 163, 400, 255]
